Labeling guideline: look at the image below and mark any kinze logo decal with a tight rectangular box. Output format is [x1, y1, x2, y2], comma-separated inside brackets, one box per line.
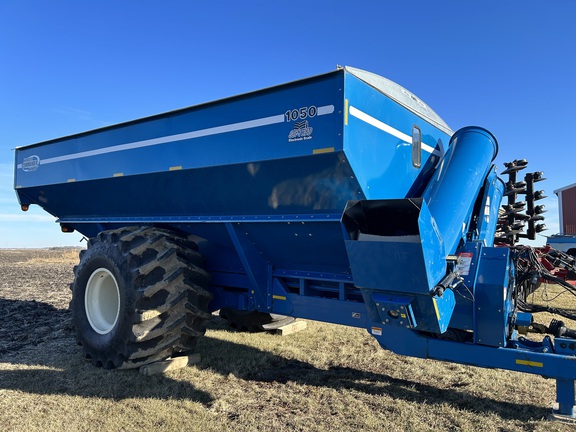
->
[288, 120, 313, 142]
[22, 155, 40, 172]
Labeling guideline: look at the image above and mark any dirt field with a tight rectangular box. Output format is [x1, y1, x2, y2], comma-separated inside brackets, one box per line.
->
[0, 248, 574, 431]
[0, 249, 77, 356]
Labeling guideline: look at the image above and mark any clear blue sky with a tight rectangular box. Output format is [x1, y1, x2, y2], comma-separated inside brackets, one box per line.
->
[1, 0, 575, 247]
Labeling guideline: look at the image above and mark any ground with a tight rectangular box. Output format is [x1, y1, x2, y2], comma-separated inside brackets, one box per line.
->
[0, 248, 574, 431]
[0, 248, 76, 356]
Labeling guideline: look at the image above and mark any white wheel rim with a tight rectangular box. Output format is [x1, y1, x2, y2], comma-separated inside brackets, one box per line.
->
[85, 268, 121, 335]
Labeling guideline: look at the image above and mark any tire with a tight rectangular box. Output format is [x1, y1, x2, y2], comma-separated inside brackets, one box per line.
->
[219, 308, 295, 332]
[70, 226, 213, 369]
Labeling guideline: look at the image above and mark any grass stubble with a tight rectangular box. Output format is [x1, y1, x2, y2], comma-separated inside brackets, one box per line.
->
[0, 249, 575, 432]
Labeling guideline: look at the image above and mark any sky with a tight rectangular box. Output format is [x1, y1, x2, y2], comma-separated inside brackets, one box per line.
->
[1, 0, 575, 248]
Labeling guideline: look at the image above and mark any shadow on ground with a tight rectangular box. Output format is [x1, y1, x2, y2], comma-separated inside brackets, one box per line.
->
[0, 298, 549, 420]
[0, 298, 212, 404]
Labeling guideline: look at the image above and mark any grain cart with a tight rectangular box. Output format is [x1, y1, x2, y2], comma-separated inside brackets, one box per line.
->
[13, 67, 576, 420]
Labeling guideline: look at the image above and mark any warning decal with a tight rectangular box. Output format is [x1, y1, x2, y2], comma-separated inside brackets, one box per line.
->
[456, 252, 473, 276]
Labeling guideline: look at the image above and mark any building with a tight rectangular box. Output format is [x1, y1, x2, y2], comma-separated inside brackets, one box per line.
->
[547, 183, 576, 255]
[555, 183, 576, 235]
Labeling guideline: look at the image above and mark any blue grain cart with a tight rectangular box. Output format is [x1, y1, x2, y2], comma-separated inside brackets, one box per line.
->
[14, 67, 576, 419]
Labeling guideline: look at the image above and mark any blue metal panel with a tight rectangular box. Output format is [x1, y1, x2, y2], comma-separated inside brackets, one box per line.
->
[369, 321, 576, 380]
[269, 274, 364, 318]
[412, 291, 455, 333]
[343, 72, 451, 200]
[345, 238, 429, 291]
[224, 222, 271, 311]
[474, 247, 513, 347]
[372, 293, 418, 328]
[18, 152, 360, 228]
[16, 71, 345, 189]
[364, 287, 455, 334]
[271, 279, 294, 316]
[343, 198, 446, 295]
[474, 168, 505, 246]
[233, 220, 351, 274]
[192, 224, 351, 302]
[449, 242, 483, 331]
[284, 294, 368, 328]
[427, 337, 576, 380]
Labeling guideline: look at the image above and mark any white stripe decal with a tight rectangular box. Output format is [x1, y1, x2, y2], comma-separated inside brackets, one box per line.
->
[317, 105, 335, 115]
[349, 105, 439, 156]
[422, 143, 437, 154]
[19, 105, 336, 169]
[37, 114, 286, 167]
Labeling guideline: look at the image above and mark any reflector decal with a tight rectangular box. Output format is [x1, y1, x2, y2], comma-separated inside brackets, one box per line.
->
[516, 359, 543, 368]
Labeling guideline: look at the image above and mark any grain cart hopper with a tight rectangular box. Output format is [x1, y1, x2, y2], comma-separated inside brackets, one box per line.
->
[13, 66, 576, 420]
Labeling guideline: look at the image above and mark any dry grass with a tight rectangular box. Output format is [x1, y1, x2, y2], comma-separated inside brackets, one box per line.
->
[1, 249, 576, 431]
[527, 282, 576, 339]
[23, 247, 82, 265]
[2, 321, 571, 432]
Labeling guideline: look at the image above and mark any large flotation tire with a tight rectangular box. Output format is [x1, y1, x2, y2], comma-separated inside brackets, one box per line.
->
[70, 226, 212, 369]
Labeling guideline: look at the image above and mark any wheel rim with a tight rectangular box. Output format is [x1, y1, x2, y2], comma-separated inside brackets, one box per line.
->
[85, 268, 120, 335]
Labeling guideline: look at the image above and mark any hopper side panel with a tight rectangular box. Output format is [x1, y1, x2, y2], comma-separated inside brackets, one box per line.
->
[343, 72, 451, 200]
[15, 72, 345, 191]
